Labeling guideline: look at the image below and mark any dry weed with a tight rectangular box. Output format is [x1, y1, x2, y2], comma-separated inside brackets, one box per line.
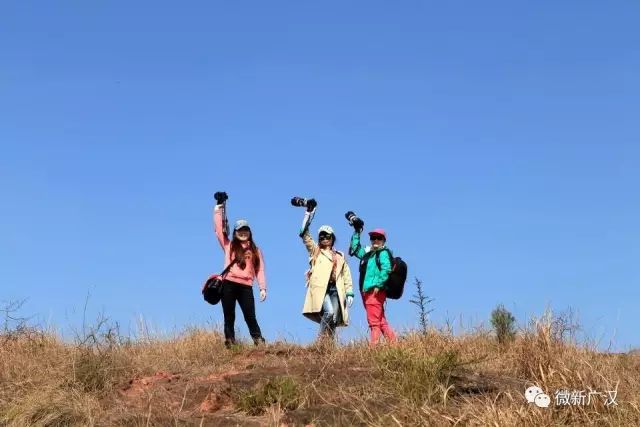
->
[0, 309, 638, 426]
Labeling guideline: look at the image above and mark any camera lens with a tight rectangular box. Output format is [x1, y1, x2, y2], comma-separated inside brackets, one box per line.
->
[291, 197, 307, 207]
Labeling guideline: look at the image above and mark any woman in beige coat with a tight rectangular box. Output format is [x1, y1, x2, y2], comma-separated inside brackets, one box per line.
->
[301, 222, 355, 340]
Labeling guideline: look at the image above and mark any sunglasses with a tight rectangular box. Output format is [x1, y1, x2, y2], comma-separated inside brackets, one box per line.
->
[370, 235, 385, 241]
[319, 233, 333, 241]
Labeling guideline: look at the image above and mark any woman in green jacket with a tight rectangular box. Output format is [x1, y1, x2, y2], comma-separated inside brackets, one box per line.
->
[350, 227, 397, 345]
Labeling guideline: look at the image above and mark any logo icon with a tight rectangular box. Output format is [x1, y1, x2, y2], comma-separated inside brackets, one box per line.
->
[534, 393, 551, 408]
[525, 385, 551, 408]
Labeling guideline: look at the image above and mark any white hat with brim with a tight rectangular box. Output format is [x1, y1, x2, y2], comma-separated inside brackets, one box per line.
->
[234, 219, 250, 230]
[318, 225, 334, 235]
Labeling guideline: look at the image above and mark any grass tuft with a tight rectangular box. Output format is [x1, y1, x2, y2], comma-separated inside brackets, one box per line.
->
[235, 376, 302, 415]
[375, 347, 460, 405]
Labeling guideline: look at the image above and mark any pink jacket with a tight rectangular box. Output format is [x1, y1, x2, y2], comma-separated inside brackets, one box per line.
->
[213, 206, 266, 290]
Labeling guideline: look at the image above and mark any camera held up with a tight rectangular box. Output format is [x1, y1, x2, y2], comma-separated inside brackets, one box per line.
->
[291, 197, 317, 212]
[214, 191, 228, 204]
[345, 211, 364, 232]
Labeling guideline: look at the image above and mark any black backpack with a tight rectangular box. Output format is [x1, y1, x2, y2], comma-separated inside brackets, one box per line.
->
[360, 248, 408, 300]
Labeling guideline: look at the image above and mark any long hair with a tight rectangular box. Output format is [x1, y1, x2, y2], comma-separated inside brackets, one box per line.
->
[230, 231, 261, 271]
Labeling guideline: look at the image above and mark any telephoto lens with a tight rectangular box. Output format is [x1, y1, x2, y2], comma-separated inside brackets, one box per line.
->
[291, 197, 307, 207]
[345, 211, 357, 224]
[345, 211, 364, 230]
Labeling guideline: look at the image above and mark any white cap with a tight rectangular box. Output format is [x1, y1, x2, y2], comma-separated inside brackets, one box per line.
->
[318, 225, 334, 235]
[234, 219, 250, 230]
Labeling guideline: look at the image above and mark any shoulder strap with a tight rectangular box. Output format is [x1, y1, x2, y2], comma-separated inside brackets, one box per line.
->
[313, 248, 338, 264]
[374, 248, 392, 270]
[331, 250, 338, 278]
[220, 257, 238, 278]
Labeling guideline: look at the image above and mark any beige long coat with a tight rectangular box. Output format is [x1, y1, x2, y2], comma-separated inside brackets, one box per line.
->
[301, 229, 354, 326]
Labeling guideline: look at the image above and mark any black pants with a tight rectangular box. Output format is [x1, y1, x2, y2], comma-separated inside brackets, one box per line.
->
[221, 280, 263, 342]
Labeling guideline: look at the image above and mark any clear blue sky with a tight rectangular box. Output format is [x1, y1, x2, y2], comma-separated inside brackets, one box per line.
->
[1, 2, 638, 350]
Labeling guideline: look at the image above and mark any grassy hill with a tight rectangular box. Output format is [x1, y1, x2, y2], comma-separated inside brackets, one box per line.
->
[1, 312, 638, 426]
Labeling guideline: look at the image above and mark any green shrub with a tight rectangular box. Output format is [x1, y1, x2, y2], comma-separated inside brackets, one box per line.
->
[235, 376, 302, 415]
[490, 304, 516, 345]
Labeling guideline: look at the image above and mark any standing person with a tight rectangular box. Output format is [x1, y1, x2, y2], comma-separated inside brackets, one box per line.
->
[297, 199, 355, 340]
[213, 191, 267, 348]
[349, 226, 397, 345]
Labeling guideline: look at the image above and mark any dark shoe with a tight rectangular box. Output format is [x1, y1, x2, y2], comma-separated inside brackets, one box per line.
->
[253, 336, 266, 346]
[224, 339, 236, 349]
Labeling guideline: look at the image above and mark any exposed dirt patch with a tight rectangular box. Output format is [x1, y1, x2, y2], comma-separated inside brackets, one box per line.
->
[120, 371, 182, 398]
[109, 347, 550, 426]
[116, 370, 233, 419]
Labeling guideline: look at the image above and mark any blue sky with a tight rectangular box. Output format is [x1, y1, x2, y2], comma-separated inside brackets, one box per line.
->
[1, 2, 638, 350]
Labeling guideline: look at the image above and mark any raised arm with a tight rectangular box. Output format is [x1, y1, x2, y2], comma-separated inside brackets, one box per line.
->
[301, 227, 318, 256]
[213, 204, 230, 249]
[349, 231, 366, 259]
[297, 205, 318, 255]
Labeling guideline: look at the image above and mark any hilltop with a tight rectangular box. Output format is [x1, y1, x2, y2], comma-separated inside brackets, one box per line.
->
[1, 314, 639, 426]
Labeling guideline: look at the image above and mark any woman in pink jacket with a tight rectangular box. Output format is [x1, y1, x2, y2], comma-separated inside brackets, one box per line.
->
[213, 191, 267, 348]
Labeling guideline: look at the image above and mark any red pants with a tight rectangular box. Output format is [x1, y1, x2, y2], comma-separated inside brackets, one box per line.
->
[362, 289, 397, 345]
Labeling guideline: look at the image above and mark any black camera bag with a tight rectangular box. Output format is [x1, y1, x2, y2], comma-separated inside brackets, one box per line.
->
[202, 259, 237, 305]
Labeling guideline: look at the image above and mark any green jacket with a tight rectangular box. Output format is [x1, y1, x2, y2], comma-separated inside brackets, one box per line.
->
[349, 232, 392, 292]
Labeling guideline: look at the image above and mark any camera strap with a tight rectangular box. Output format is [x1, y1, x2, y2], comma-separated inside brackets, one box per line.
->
[222, 202, 229, 238]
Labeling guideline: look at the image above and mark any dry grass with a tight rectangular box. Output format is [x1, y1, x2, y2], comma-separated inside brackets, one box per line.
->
[1, 310, 639, 426]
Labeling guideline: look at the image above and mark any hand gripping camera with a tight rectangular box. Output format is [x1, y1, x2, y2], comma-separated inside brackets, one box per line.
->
[291, 197, 317, 212]
[345, 211, 364, 232]
[214, 191, 228, 204]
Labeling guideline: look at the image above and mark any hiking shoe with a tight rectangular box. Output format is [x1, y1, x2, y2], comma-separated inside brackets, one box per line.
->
[253, 336, 266, 346]
[224, 339, 236, 349]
